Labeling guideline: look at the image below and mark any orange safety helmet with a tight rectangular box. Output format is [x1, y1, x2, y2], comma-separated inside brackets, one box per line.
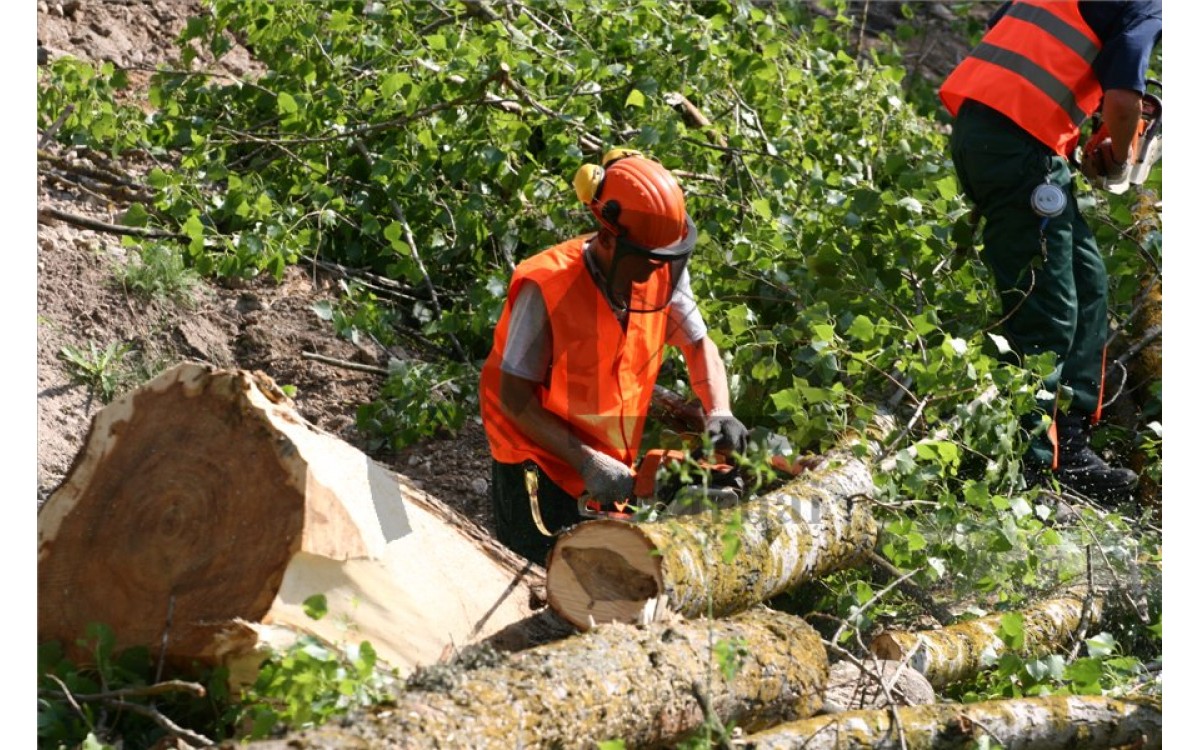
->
[573, 149, 694, 253]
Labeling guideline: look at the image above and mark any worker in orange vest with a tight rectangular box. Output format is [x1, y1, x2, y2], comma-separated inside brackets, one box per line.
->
[940, 1, 1160, 502]
[480, 150, 747, 564]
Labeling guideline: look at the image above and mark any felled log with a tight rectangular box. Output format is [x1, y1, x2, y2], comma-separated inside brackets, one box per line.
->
[869, 594, 1102, 689]
[822, 659, 934, 713]
[546, 440, 878, 629]
[742, 695, 1162, 750]
[252, 607, 828, 750]
[1128, 271, 1162, 511]
[38, 363, 540, 680]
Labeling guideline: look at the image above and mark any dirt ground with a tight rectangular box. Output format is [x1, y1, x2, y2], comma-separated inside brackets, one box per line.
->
[36, 0, 496, 530]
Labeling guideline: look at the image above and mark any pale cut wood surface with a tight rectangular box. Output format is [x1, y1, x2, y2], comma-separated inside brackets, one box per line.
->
[38, 362, 540, 678]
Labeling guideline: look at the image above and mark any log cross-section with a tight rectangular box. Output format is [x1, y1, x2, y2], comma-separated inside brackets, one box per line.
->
[547, 444, 878, 629]
[38, 363, 541, 679]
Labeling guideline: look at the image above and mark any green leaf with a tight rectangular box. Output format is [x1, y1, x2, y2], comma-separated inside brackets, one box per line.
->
[999, 611, 1024, 638]
[380, 73, 409, 98]
[751, 198, 773, 219]
[987, 333, 1012, 355]
[624, 89, 645, 108]
[303, 594, 329, 621]
[934, 175, 959, 200]
[1065, 657, 1102, 686]
[182, 214, 205, 253]
[1084, 632, 1116, 658]
[121, 202, 149, 227]
[846, 315, 875, 342]
[277, 91, 298, 115]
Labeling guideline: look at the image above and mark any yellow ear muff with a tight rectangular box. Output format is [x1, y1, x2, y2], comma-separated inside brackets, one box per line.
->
[574, 163, 605, 204]
[601, 147, 643, 167]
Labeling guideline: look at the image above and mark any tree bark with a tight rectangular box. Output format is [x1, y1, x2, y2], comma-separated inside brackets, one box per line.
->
[546, 441, 878, 629]
[250, 607, 829, 750]
[742, 694, 1161, 750]
[38, 363, 541, 682]
[869, 595, 1102, 689]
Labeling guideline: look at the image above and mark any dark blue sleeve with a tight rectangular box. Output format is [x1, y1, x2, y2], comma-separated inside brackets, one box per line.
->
[1087, 1, 1162, 93]
[988, 2, 1012, 29]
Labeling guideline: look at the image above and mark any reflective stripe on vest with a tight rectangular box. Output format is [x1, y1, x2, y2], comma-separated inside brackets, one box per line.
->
[479, 235, 670, 497]
[940, 0, 1102, 155]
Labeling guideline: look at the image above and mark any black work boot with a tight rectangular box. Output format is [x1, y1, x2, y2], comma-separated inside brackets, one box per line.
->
[1054, 411, 1137, 503]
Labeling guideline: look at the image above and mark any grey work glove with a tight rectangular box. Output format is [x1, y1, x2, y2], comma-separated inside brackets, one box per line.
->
[1081, 139, 1132, 192]
[706, 409, 749, 457]
[579, 448, 634, 502]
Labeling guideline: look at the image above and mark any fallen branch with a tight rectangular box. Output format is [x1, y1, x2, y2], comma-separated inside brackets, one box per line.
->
[743, 695, 1161, 750]
[38, 104, 76, 150]
[665, 91, 727, 148]
[301, 350, 390, 376]
[878, 385, 999, 472]
[40, 678, 212, 749]
[870, 594, 1103, 689]
[350, 140, 472, 366]
[37, 205, 187, 241]
[867, 550, 953, 625]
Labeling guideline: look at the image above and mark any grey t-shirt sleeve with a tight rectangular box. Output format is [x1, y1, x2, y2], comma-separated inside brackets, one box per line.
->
[500, 281, 552, 382]
[665, 268, 708, 348]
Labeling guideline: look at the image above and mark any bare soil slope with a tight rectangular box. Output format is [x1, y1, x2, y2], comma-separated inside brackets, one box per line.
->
[36, 0, 494, 528]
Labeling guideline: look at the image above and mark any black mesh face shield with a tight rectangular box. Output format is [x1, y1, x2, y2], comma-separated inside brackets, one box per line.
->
[604, 215, 697, 314]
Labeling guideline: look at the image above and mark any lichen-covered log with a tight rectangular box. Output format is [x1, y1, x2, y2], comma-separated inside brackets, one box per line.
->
[870, 595, 1102, 688]
[822, 659, 934, 713]
[1128, 269, 1162, 511]
[252, 607, 829, 750]
[742, 695, 1161, 750]
[38, 363, 540, 680]
[546, 442, 878, 629]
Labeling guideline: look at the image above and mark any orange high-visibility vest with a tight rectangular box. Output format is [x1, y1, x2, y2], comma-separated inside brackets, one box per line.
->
[479, 235, 670, 497]
[940, 1, 1103, 156]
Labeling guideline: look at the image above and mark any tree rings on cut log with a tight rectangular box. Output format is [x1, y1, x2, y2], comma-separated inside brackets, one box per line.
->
[546, 519, 667, 629]
[38, 365, 306, 664]
[38, 363, 541, 676]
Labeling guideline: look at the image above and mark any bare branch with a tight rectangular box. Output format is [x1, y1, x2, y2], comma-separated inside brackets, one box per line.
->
[37, 205, 187, 241]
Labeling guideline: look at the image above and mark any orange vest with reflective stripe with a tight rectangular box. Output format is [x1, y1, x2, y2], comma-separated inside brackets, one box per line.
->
[479, 236, 670, 497]
[940, 1, 1102, 156]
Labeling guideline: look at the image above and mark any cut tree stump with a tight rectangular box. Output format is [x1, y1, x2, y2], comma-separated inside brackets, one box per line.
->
[251, 607, 829, 750]
[869, 594, 1102, 689]
[38, 363, 541, 680]
[742, 694, 1161, 750]
[822, 659, 934, 713]
[546, 441, 878, 629]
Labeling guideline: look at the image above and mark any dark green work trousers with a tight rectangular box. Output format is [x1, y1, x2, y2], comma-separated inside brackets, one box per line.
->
[491, 460, 583, 566]
[949, 101, 1109, 465]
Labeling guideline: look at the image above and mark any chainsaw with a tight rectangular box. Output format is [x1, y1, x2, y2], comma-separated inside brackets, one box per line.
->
[577, 448, 746, 521]
[1078, 79, 1162, 195]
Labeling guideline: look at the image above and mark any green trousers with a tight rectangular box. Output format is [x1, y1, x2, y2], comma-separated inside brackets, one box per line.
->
[949, 101, 1109, 465]
[491, 460, 583, 566]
